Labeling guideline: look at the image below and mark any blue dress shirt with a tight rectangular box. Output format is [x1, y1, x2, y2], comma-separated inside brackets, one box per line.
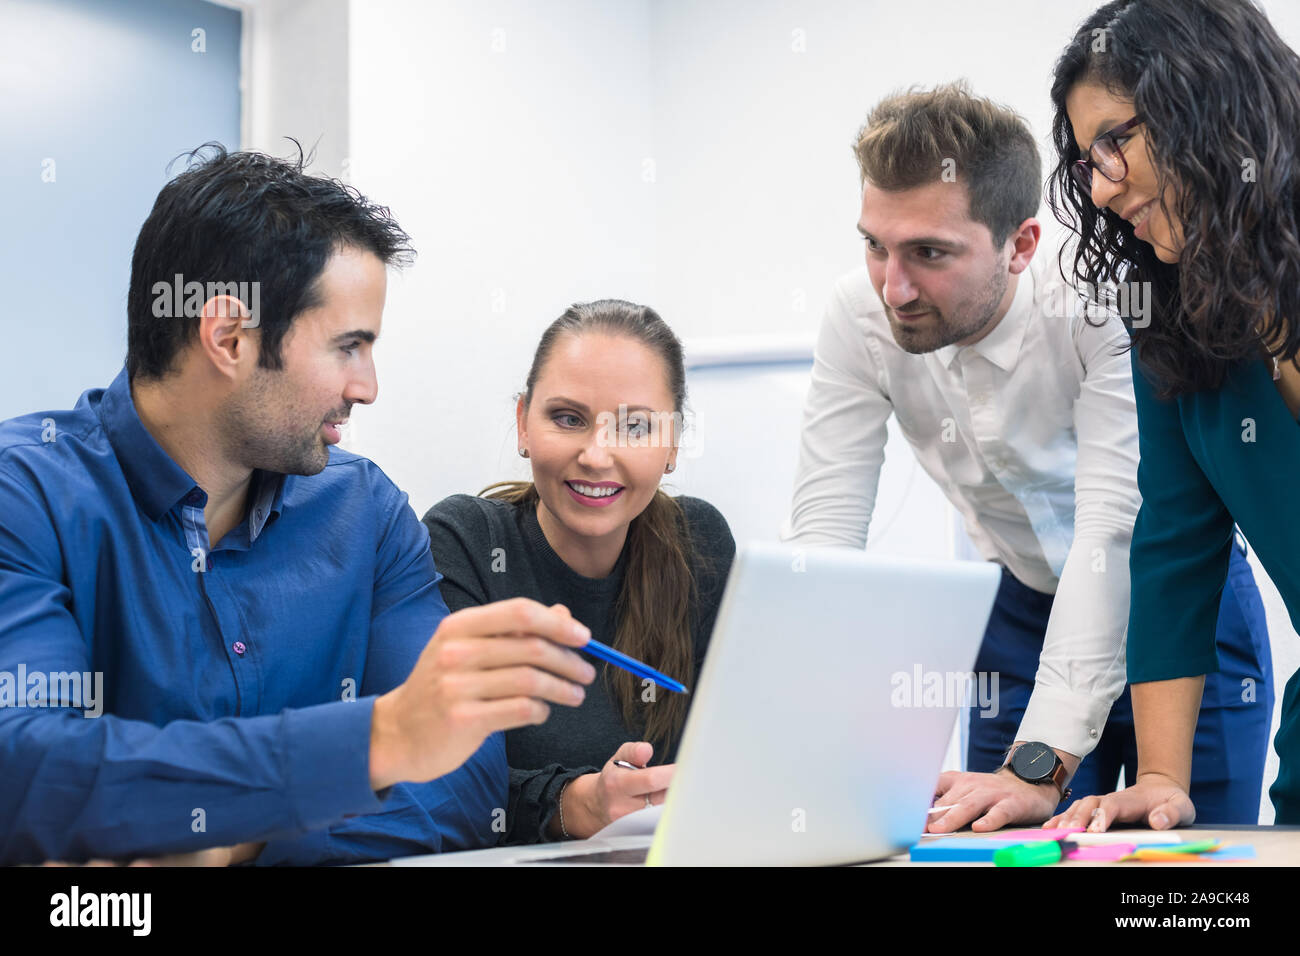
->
[0, 369, 506, 864]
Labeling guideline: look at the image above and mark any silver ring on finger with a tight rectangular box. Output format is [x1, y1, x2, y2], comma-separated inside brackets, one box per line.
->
[645, 795, 652, 810]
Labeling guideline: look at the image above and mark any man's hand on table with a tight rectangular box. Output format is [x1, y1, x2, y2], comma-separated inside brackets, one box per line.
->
[926, 744, 1081, 832]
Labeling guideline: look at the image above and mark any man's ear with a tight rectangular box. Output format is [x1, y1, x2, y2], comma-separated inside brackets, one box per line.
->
[1006, 218, 1041, 275]
[196, 295, 257, 379]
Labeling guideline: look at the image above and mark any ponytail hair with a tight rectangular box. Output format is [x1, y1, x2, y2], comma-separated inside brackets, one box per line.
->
[482, 299, 697, 752]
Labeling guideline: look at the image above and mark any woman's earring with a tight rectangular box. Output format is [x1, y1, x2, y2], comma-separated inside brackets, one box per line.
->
[665, 463, 675, 473]
[519, 448, 529, 458]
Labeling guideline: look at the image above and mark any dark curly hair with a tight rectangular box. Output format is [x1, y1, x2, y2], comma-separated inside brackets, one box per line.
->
[1047, 0, 1300, 398]
[126, 140, 414, 382]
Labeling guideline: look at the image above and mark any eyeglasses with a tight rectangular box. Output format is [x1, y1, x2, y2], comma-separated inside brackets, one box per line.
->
[1070, 116, 1142, 193]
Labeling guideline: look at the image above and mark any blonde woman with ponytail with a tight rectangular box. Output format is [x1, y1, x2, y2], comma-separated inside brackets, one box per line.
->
[422, 299, 735, 844]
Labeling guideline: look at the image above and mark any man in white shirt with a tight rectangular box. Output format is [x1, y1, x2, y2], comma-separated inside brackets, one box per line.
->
[783, 83, 1273, 829]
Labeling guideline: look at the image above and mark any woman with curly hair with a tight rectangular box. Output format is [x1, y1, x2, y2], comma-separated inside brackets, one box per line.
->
[1044, 0, 1300, 829]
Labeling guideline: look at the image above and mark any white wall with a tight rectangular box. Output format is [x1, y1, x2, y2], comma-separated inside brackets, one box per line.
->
[246, 0, 349, 179]
[246, 0, 1300, 820]
[344, 0, 659, 514]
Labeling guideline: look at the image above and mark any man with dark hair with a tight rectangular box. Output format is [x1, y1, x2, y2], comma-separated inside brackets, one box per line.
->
[783, 84, 1272, 828]
[0, 145, 597, 865]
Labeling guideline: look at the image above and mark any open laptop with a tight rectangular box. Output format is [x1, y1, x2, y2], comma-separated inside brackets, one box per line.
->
[390, 542, 1000, 866]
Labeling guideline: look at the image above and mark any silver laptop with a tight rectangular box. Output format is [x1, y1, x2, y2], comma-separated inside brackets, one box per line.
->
[391, 543, 999, 866]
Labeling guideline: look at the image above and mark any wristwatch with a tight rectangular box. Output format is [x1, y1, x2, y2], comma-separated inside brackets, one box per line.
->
[1004, 741, 1071, 802]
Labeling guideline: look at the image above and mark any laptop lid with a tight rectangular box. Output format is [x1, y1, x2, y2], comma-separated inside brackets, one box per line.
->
[647, 542, 1000, 866]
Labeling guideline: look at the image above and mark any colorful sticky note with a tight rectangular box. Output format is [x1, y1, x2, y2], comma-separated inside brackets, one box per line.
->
[909, 838, 1021, 862]
[1132, 839, 1220, 858]
[1065, 843, 1137, 861]
[1201, 845, 1256, 861]
[1132, 843, 1221, 862]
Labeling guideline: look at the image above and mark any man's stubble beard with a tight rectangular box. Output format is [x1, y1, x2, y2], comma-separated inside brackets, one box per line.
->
[889, 262, 1009, 355]
[219, 370, 331, 477]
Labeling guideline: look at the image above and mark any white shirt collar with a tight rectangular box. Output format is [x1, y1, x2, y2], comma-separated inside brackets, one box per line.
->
[933, 265, 1035, 372]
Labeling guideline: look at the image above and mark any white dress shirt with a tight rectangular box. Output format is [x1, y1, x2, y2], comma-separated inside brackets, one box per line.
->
[782, 256, 1138, 758]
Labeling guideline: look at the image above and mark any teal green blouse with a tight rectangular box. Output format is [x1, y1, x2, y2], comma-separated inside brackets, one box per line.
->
[1128, 349, 1300, 822]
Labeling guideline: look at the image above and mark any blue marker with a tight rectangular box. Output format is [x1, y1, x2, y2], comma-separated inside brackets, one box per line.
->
[580, 638, 689, 694]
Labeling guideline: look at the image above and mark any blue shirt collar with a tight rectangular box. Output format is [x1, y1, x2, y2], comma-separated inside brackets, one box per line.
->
[97, 367, 286, 536]
[244, 468, 286, 544]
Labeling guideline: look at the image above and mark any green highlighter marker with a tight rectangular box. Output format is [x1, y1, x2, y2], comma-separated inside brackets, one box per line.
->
[994, 840, 1071, 867]
[996, 837, 1224, 866]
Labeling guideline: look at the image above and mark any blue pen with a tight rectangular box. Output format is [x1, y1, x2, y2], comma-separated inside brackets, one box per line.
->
[580, 638, 689, 694]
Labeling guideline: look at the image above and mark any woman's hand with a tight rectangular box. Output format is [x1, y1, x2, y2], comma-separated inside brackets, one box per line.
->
[1045, 772, 1196, 832]
[559, 741, 675, 839]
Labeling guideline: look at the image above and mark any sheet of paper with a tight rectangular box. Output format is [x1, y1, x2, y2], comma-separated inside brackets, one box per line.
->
[591, 804, 663, 839]
[1071, 831, 1184, 846]
[999, 828, 1085, 841]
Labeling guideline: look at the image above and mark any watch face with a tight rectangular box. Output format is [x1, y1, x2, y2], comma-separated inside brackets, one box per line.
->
[1011, 743, 1054, 781]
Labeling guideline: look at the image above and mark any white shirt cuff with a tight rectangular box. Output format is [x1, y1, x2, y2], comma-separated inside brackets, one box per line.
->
[1012, 684, 1118, 761]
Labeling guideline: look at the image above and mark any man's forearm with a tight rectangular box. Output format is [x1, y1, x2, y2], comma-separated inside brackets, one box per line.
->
[1131, 676, 1203, 790]
[1018, 521, 1132, 759]
[1, 700, 381, 865]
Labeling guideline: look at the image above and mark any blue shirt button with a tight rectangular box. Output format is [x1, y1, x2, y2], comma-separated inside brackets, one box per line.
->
[233, 641, 246, 656]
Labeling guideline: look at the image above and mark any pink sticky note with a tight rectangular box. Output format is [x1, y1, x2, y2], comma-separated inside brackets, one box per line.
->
[1066, 843, 1136, 862]
[1000, 828, 1086, 841]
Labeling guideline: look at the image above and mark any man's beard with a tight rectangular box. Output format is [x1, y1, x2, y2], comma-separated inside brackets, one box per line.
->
[240, 422, 330, 476]
[887, 266, 1008, 355]
[220, 375, 333, 477]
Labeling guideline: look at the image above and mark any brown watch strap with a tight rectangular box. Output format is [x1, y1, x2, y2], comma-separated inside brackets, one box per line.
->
[1048, 760, 1072, 802]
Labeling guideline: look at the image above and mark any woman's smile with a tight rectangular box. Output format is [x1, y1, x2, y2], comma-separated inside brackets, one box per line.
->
[564, 479, 626, 508]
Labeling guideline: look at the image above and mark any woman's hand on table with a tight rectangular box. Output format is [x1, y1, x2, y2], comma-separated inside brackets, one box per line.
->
[1046, 773, 1196, 831]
